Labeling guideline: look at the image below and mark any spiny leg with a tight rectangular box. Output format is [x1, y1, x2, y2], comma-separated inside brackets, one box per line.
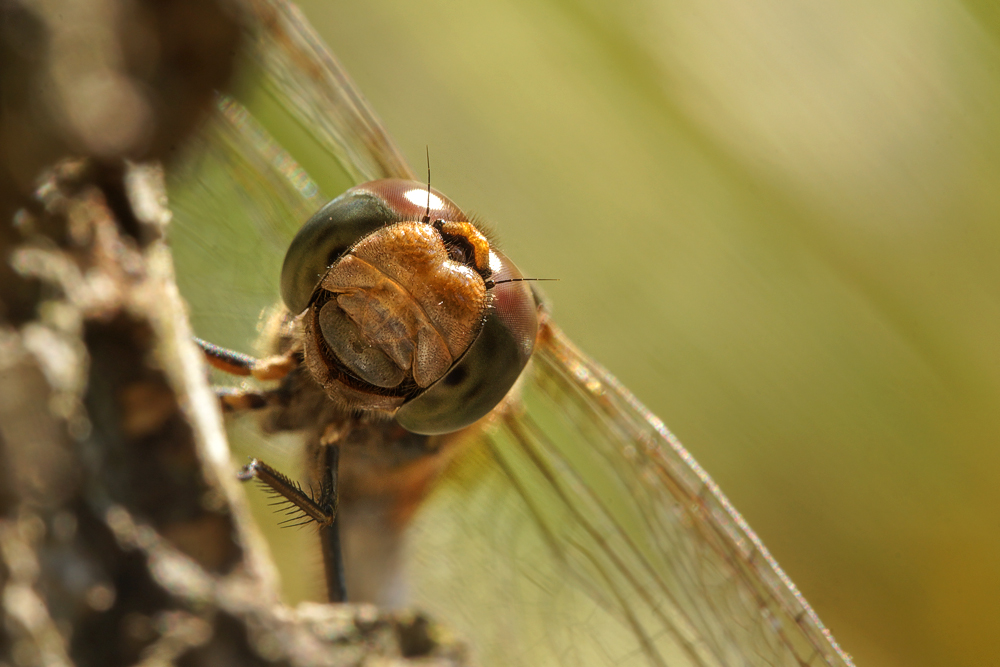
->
[237, 453, 346, 603]
[237, 458, 334, 525]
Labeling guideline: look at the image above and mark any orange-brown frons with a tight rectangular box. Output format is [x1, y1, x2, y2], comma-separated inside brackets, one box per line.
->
[436, 220, 492, 275]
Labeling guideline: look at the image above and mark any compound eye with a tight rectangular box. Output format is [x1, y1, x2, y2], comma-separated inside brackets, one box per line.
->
[280, 179, 466, 314]
[395, 249, 539, 435]
[281, 189, 394, 314]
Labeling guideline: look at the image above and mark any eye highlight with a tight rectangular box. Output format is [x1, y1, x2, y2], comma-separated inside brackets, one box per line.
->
[403, 187, 445, 210]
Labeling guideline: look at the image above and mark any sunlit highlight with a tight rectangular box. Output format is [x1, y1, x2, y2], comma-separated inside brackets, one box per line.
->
[403, 187, 443, 211]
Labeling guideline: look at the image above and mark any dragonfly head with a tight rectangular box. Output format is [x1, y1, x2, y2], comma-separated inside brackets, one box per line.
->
[280, 179, 539, 435]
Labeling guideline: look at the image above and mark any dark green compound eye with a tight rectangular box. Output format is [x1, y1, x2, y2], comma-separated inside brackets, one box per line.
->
[281, 179, 539, 435]
[282, 188, 395, 315]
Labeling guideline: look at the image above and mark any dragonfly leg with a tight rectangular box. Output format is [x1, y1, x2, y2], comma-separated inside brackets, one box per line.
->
[316, 444, 346, 603]
[237, 452, 347, 603]
[195, 337, 301, 413]
[194, 337, 297, 381]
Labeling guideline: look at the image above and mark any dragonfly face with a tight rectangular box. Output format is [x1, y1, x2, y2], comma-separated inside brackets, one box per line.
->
[167, 2, 857, 665]
[280, 178, 538, 434]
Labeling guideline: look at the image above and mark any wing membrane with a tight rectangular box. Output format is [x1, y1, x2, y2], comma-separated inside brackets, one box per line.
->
[242, 0, 415, 183]
[404, 322, 854, 667]
[168, 96, 320, 353]
[166, 93, 331, 598]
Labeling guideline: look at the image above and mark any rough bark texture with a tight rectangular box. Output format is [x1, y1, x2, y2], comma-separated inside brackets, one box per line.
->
[0, 2, 467, 666]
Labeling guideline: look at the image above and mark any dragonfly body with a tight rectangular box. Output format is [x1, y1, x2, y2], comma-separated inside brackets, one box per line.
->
[203, 176, 540, 604]
[168, 1, 857, 664]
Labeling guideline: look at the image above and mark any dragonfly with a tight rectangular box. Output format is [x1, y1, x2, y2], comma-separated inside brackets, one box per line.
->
[167, 1, 856, 666]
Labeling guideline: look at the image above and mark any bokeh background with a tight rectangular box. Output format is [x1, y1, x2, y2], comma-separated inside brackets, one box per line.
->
[284, 1, 1000, 666]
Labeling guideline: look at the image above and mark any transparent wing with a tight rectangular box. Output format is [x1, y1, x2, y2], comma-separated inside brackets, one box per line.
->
[168, 96, 321, 353]
[166, 94, 341, 596]
[404, 322, 855, 667]
[241, 0, 416, 184]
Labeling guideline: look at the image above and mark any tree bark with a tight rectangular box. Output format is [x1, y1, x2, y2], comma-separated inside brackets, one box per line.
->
[0, 2, 466, 665]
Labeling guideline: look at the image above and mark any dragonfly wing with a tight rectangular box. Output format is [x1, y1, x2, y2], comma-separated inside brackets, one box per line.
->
[243, 0, 416, 183]
[404, 321, 854, 667]
[168, 97, 320, 353]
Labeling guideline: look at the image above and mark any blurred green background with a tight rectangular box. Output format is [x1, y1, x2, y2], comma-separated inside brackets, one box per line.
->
[286, 1, 1000, 666]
